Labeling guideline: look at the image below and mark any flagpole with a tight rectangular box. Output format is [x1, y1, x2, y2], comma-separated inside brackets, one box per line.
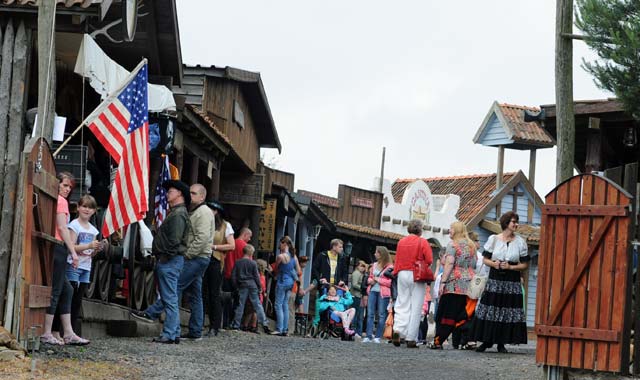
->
[52, 58, 148, 157]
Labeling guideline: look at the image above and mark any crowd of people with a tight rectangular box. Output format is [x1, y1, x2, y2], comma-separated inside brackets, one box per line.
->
[43, 172, 530, 352]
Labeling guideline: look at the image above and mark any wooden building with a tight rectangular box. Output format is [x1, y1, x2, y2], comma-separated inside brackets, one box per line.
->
[0, 0, 186, 340]
[172, 65, 282, 244]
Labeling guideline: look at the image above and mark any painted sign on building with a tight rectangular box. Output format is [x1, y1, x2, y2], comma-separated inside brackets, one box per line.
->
[258, 199, 277, 252]
[378, 178, 459, 248]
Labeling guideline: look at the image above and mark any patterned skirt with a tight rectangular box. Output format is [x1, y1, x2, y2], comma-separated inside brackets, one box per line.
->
[471, 267, 527, 345]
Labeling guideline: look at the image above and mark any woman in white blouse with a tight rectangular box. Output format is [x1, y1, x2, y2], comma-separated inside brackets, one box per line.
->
[472, 211, 529, 353]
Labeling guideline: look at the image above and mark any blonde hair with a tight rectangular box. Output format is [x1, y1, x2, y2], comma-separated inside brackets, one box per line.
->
[375, 246, 392, 269]
[256, 259, 268, 274]
[450, 221, 475, 249]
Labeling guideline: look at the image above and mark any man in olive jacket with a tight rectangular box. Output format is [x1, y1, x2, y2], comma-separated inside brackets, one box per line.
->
[177, 183, 214, 340]
[131, 180, 190, 344]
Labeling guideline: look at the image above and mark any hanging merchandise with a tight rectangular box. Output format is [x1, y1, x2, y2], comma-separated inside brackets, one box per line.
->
[74, 34, 176, 112]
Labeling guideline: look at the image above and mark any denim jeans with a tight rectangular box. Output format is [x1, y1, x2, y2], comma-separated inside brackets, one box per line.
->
[366, 291, 390, 339]
[275, 284, 292, 333]
[175, 256, 210, 337]
[146, 255, 184, 340]
[352, 296, 363, 335]
[231, 287, 267, 328]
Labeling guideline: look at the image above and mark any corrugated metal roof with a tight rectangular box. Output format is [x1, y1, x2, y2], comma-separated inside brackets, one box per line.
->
[392, 172, 517, 224]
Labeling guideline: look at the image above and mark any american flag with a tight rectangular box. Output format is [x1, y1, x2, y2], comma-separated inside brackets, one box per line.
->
[86, 62, 149, 237]
[154, 155, 170, 226]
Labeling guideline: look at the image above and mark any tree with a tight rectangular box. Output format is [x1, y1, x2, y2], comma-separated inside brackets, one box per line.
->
[575, 0, 640, 119]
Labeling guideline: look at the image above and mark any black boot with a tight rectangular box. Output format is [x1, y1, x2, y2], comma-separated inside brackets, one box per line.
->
[476, 342, 493, 352]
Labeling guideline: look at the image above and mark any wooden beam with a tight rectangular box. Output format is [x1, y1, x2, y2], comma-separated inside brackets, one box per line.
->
[0, 22, 14, 204]
[528, 149, 537, 188]
[36, 1, 56, 143]
[497, 145, 505, 189]
[542, 204, 628, 217]
[536, 325, 620, 342]
[555, 0, 575, 185]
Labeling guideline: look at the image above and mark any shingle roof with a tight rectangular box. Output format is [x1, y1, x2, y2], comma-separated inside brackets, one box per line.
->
[392, 173, 517, 224]
[498, 103, 555, 146]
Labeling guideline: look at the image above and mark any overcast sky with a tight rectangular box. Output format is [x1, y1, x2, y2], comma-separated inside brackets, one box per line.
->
[177, 1, 610, 198]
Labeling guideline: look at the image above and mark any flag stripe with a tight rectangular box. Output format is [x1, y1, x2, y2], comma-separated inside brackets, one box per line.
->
[87, 63, 150, 237]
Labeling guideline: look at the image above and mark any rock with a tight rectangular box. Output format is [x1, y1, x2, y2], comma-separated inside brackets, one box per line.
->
[0, 349, 25, 361]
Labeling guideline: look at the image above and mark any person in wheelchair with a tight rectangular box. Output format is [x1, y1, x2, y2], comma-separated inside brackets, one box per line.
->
[317, 285, 356, 336]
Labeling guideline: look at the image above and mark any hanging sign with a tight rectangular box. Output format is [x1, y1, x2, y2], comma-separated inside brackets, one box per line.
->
[258, 199, 277, 252]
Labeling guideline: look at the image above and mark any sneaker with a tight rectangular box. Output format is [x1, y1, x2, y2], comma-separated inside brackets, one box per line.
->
[130, 310, 154, 323]
[270, 330, 282, 336]
[262, 325, 272, 334]
[205, 329, 219, 337]
[373, 337, 381, 344]
[361, 337, 371, 343]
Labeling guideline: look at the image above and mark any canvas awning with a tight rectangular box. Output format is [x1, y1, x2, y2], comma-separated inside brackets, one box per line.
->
[74, 34, 176, 112]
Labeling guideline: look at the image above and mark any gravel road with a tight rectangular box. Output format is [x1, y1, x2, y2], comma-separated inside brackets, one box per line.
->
[36, 331, 540, 380]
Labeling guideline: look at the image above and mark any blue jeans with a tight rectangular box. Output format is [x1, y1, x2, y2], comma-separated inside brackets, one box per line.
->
[352, 296, 363, 335]
[275, 284, 292, 333]
[366, 291, 389, 339]
[231, 287, 267, 328]
[176, 256, 210, 337]
[145, 255, 184, 340]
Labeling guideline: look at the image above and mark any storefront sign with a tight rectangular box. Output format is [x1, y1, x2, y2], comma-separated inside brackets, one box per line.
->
[258, 199, 277, 252]
[219, 174, 265, 206]
[351, 196, 374, 209]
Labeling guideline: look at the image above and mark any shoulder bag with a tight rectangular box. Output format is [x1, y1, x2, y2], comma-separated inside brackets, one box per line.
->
[467, 236, 495, 299]
[413, 238, 434, 283]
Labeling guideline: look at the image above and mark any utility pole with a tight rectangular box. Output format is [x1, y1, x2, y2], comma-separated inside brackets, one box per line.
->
[379, 146, 386, 192]
[555, 0, 575, 185]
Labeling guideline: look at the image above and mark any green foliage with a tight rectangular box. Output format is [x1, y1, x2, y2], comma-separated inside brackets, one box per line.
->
[575, 0, 640, 119]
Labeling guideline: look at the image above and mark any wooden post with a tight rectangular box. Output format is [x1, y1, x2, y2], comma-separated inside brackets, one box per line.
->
[497, 145, 505, 189]
[36, 0, 56, 143]
[209, 168, 221, 200]
[379, 146, 385, 192]
[189, 155, 199, 185]
[555, 0, 575, 185]
[0, 22, 15, 204]
[0, 22, 28, 323]
[528, 149, 537, 188]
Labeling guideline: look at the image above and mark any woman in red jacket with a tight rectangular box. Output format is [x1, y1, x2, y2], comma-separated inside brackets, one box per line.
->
[361, 247, 393, 343]
[392, 219, 433, 348]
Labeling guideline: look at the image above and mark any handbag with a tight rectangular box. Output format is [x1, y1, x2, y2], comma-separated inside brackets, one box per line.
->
[413, 238, 434, 283]
[467, 237, 495, 299]
[383, 310, 394, 340]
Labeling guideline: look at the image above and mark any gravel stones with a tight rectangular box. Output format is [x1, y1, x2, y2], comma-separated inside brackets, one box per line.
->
[40, 331, 540, 380]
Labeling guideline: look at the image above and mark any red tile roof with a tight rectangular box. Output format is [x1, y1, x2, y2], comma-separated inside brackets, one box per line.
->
[298, 190, 340, 208]
[497, 103, 554, 146]
[185, 104, 233, 147]
[336, 222, 404, 242]
[392, 172, 517, 224]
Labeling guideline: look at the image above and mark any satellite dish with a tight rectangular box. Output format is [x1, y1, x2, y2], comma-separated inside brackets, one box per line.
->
[524, 108, 545, 122]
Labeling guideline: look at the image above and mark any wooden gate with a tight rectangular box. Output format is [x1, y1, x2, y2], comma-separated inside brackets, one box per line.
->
[535, 174, 633, 373]
[19, 138, 59, 339]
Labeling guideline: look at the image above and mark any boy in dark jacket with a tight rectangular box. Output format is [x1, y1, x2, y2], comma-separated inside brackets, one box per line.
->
[230, 244, 271, 333]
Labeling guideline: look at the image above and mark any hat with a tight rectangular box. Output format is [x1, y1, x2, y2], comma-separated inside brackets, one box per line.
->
[206, 200, 224, 212]
[162, 180, 191, 205]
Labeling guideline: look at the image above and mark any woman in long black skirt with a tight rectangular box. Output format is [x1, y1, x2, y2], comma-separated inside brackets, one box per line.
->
[472, 211, 529, 353]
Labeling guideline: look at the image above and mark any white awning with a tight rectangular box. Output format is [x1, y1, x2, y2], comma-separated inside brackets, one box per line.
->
[74, 34, 176, 112]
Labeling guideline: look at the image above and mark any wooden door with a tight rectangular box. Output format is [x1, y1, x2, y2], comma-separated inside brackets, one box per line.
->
[19, 138, 59, 339]
[535, 174, 633, 373]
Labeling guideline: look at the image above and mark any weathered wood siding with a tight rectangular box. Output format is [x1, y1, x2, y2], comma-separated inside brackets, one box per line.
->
[264, 166, 295, 194]
[335, 185, 383, 229]
[203, 77, 260, 172]
[477, 113, 513, 146]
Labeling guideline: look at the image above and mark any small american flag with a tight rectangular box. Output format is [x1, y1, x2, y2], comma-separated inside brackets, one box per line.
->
[86, 61, 150, 236]
[154, 155, 170, 226]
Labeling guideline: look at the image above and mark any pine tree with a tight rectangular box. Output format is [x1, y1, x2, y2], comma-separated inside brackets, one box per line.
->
[575, 0, 640, 119]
